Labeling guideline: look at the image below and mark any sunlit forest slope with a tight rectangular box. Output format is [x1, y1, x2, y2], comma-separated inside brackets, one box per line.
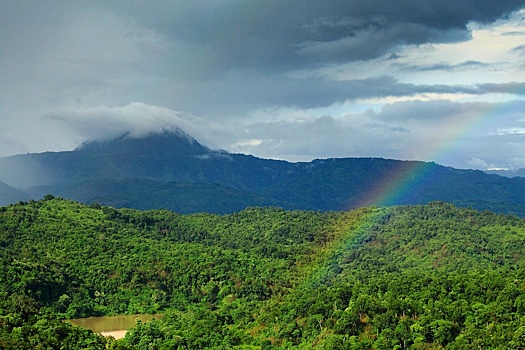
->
[2, 198, 525, 349]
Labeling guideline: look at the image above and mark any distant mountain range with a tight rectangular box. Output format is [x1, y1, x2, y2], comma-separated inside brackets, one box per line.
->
[1, 129, 525, 215]
[0, 180, 31, 206]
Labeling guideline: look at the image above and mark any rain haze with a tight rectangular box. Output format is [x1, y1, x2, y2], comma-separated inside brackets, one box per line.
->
[2, 0, 525, 170]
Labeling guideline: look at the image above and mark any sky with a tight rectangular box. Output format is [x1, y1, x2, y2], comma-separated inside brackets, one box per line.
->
[1, 1, 525, 170]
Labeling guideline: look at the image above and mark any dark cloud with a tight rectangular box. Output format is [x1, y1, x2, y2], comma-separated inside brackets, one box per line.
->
[2, 1, 523, 111]
[475, 82, 525, 94]
[503, 31, 525, 36]
[1, 0, 525, 169]
[168, 75, 525, 115]
[400, 60, 488, 72]
[98, 0, 525, 74]
[377, 98, 525, 126]
[387, 52, 403, 60]
[295, 23, 467, 63]
[377, 100, 471, 122]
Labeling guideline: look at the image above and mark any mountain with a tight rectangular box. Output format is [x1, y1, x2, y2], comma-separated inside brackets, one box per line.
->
[26, 179, 289, 214]
[76, 129, 210, 157]
[2, 129, 525, 215]
[0, 129, 214, 188]
[0, 180, 30, 206]
[0, 129, 291, 191]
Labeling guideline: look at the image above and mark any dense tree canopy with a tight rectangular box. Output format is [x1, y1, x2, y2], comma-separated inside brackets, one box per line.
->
[1, 198, 525, 348]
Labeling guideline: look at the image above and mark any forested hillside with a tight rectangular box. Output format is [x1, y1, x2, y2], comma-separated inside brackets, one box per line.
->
[2, 198, 525, 348]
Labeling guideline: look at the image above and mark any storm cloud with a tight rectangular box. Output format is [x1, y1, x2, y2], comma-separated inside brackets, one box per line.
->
[1, 1, 525, 170]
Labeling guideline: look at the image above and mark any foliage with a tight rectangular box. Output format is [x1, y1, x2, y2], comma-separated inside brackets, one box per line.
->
[0, 292, 107, 349]
[2, 198, 525, 348]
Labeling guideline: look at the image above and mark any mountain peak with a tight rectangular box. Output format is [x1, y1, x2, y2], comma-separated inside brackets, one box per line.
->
[76, 129, 210, 157]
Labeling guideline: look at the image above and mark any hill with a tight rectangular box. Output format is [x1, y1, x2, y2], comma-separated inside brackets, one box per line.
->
[1, 129, 525, 215]
[0, 180, 30, 206]
[2, 198, 525, 348]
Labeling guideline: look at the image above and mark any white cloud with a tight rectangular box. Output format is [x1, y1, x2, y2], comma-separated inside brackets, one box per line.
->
[219, 98, 525, 170]
[495, 127, 525, 135]
[44, 102, 203, 144]
[467, 157, 492, 169]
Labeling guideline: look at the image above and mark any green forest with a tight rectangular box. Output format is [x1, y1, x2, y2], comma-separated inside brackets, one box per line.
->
[2, 197, 525, 349]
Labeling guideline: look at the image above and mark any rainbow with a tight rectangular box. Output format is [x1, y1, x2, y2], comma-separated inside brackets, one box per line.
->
[354, 98, 525, 208]
[353, 160, 432, 208]
[304, 98, 525, 289]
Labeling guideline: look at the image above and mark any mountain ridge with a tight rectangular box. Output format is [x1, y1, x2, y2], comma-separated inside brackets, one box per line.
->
[1, 129, 525, 215]
[0, 180, 31, 206]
